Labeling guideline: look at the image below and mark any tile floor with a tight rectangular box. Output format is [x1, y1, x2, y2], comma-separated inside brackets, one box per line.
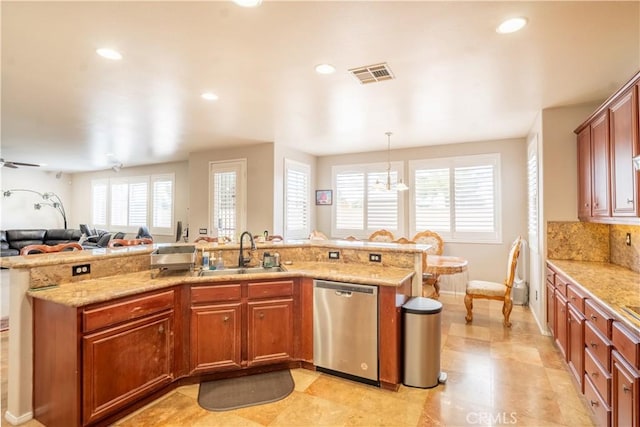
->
[1, 294, 596, 426]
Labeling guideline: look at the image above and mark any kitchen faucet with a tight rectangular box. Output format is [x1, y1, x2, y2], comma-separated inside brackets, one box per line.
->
[238, 231, 256, 268]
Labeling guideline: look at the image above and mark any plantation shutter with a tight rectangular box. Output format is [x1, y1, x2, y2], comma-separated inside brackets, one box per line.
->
[414, 168, 450, 232]
[152, 175, 173, 231]
[454, 165, 494, 232]
[128, 181, 148, 226]
[367, 171, 398, 230]
[284, 160, 310, 239]
[110, 182, 128, 227]
[335, 172, 364, 230]
[91, 180, 108, 227]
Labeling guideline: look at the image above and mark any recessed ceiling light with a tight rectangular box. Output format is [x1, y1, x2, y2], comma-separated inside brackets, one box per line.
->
[315, 64, 336, 75]
[232, 0, 262, 7]
[496, 17, 528, 34]
[96, 48, 123, 60]
[201, 92, 219, 101]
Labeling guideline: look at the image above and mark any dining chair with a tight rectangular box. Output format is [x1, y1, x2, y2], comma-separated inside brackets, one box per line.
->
[464, 236, 522, 327]
[108, 238, 153, 248]
[309, 230, 328, 240]
[412, 230, 444, 297]
[194, 236, 231, 243]
[343, 236, 360, 241]
[368, 229, 395, 242]
[20, 242, 83, 255]
[393, 237, 414, 244]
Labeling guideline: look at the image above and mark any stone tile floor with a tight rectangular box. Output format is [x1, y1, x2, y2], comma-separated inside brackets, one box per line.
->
[1, 294, 596, 426]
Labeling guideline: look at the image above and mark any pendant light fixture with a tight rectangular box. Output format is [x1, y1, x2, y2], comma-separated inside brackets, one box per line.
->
[374, 132, 409, 192]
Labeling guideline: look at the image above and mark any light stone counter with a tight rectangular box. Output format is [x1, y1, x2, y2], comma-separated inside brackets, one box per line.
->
[547, 259, 640, 333]
[26, 262, 414, 307]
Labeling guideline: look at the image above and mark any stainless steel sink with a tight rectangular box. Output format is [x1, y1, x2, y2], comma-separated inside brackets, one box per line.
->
[198, 266, 285, 277]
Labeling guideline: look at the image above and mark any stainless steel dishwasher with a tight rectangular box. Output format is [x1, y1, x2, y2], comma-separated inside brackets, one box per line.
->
[313, 280, 379, 386]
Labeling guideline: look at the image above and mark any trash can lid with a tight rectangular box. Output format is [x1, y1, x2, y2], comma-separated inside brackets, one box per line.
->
[402, 297, 443, 314]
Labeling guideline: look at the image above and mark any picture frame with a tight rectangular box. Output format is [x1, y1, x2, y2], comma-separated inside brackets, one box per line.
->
[315, 190, 332, 205]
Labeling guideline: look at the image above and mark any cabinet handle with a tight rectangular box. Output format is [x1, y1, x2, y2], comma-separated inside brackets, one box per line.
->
[623, 384, 631, 394]
[590, 400, 599, 407]
[584, 203, 589, 207]
[591, 371, 598, 378]
[590, 314, 597, 321]
[590, 342, 597, 348]
[571, 296, 576, 301]
[223, 316, 229, 323]
[158, 325, 164, 334]
[259, 312, 264, 319]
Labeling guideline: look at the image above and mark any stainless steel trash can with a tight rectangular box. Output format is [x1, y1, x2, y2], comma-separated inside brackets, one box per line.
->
[402, 297, 446, 388]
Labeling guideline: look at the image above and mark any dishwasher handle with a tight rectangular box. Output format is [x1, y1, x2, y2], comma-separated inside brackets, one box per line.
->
[335, 290, 353, 297]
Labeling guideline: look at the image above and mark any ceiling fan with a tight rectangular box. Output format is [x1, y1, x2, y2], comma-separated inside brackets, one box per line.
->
[0, 158, 40, 169]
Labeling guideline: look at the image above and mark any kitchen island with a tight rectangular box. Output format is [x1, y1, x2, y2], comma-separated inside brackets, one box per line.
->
[2, 240, 425, 426]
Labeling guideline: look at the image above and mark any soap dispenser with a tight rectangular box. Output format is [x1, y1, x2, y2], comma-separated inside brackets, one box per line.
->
[202, 248, 210, 270]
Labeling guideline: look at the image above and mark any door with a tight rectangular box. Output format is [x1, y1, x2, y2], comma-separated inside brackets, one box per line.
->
[555, 291, 568, 359]
[577, 126, 593, 219]
[82, 311, 174, 425]
[190, 303, 242, 372]
[210, 159, 247, 241]
[591, 112, 611, 217]
[609, 89, 638, 216]
[247, 298, 294, 366]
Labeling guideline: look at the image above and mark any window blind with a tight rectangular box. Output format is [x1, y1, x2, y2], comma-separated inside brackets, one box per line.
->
[91, 181, 108, 226]
[128, 182, 148, 226]
[152, 177, 173, 230]
[284, 160, 310, 239]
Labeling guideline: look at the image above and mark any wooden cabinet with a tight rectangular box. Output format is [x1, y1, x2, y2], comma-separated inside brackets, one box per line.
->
[612, 350, 640, 427]
[610, 88, 639, 217]
[190, 283, 242, 373]
[555, 290, 568, 359]
[33, 288, 179, 427]
[575, 70, 640, 224]
[546, 281, 556, 337]
[591, 112, 611, 217]
[189, 280, 295, 374]
[82, 311, 174, 425]
[578, 126, 593, 219]
[568, 304, 585, 390]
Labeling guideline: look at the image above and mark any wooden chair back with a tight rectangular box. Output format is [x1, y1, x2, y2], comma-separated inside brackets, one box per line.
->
[504, 236, 522, 290]
[194, 236, 231, 243]
[412, 230, 444, 255]
[368, 229, 395, 242]
[343, 236, 360, 241]
[108, 238, 153, 248]
[309, 230, 328, 240]
[393, 237, 414, 244]
[20, 242, 83, 255]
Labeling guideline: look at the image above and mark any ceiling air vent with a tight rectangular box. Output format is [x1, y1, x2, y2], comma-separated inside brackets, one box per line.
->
[348, 62, 394, 84]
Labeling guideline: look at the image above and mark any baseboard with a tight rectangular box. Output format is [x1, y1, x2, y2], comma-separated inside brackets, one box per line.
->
[4, 410, 33, 425]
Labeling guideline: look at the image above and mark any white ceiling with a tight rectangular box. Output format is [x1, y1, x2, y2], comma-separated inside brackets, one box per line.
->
[2, 1, 639, 172]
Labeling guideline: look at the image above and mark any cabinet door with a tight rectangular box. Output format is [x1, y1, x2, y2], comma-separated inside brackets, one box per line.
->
[82, 311, 174, 425]
[555, 291, 568, 359]
[568, 305, 585, 391]
[247, 298, 293, 366]
[612, 351, 640, 427]
[546, 281, 556, 337]
[591, 112, 611, 217]
[578, 126, 593, 219]
[190, 303, 242, 373]
[610, 89, 638, 217]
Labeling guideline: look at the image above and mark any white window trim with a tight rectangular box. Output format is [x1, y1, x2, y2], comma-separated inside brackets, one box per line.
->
[331, 161, 406, 239]
[209, 159, 247, 241]
[409, 153, 502, 244]
[284, 158, 311, 240]
[150, 173, 175, 236]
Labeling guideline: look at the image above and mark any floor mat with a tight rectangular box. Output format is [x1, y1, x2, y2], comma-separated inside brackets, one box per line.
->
[198, 370, 294, 411]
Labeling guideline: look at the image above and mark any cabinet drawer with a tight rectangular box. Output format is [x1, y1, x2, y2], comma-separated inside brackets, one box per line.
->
[191, 284, 241, 304]
[585, 299, 614, 339]
[586, 320, 613, 371]
[612, 322, 640, 369]
[555, 274, 568, 296]
[546, 266, 555, 286]
[567, 284, 586, 313]
[584, 373, 612, 427]
[585, 347, 612, 405]
[248, 280, 294, 299]
[83, 290, 175, 333]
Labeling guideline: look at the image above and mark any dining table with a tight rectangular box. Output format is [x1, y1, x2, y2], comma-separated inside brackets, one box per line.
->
[424, 254, 469, 297]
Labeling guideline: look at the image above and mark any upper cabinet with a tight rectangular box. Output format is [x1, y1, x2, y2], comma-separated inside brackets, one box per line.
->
[575, 71, 640, 225]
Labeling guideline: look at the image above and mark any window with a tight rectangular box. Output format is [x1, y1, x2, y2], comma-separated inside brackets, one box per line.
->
[332, 162, 405, 238]
[90, 174, 175, 235]
[410, 154, 501, 243]
[284, 159, 310, 239]
[210, 160, 246, 241]
[527, 135, 539, 252]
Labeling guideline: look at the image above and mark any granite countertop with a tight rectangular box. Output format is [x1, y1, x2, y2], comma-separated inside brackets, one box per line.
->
[27, 261, 415, 307]
[547, 259, 640, 333]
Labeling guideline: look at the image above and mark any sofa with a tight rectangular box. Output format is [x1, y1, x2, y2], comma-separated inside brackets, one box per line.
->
[1, 229, 82, 257]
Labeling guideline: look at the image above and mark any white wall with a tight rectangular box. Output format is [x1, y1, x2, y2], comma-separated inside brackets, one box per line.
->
[316, 137, 528, 284]
[71, 161, 189, 243]
[0, 168, 73, 230]
[188, 143, 275, 241]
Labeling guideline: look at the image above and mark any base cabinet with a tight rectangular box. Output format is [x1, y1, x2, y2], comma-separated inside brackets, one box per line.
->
[612, 351, 640, 427]
[247, 298, 293, 365]
[82, 311, 174, 425]
[190, 303, 242, 372]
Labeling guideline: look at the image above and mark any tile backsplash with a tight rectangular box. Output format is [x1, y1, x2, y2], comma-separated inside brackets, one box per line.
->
[547, 221, 640, 273]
